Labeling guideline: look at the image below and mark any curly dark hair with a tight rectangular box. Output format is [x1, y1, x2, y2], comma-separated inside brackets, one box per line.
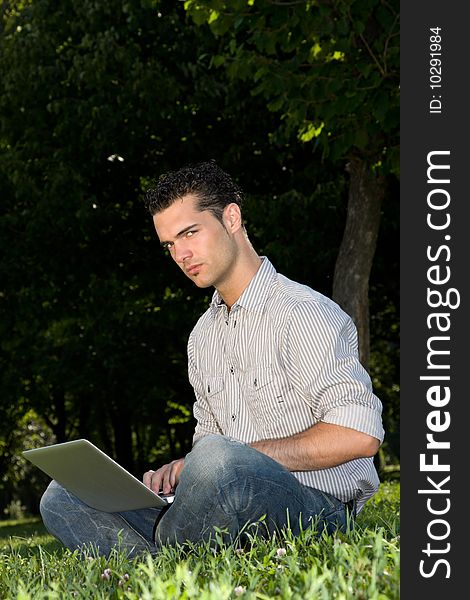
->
[145, 160, 244, 224]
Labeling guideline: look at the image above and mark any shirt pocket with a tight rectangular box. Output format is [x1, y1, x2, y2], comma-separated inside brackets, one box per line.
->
[203, 375, 228, 431]
[245, 366, 287, 435]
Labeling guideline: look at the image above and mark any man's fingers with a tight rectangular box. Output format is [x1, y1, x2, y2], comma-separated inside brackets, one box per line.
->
[169, 468, 177, 490]
[142, 469, 154, 488]
[161, 467, 173, 494]
[151, 469, 165, 493]
[143, 459, 185, 494]
[143, 468, 163, 492]
[169, 459, 185, 490]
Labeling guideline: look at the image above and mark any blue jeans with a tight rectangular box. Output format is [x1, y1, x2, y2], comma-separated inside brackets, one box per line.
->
[40, 435, 352, 558]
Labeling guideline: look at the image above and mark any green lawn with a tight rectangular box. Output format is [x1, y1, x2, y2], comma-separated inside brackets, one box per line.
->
[0, 482, 399, 599]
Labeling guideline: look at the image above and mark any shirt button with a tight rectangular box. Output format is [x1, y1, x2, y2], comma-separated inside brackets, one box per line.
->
[232, 414, 236, 420]
[230, 367, 234, 374]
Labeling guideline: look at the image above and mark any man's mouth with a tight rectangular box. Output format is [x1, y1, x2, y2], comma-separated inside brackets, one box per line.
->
[186, 263, 202, 276]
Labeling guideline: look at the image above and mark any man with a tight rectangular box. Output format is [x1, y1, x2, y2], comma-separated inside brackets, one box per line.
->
[40, 160, 384, 557]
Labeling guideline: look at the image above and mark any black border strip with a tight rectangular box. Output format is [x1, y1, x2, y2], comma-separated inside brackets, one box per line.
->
[401, 2, 467, 596]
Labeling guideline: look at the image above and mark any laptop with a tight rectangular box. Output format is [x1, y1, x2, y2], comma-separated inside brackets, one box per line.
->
[23, 439, 175, 513]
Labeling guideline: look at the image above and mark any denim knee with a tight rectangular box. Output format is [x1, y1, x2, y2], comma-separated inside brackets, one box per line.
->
[40, 480, 59, 510]
[40, 481, 68, 522]
[182, 435, 246, 488]
[39, 481, 61, 536]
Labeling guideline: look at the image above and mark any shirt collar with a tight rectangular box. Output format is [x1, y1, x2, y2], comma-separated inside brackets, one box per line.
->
[210, 257, 276, 315]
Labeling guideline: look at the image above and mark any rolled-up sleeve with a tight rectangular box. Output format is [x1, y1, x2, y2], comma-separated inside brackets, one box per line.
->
[283, 301, 385, 443]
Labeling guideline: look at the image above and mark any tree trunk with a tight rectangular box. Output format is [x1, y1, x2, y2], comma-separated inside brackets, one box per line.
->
[332, 158, 384, 369]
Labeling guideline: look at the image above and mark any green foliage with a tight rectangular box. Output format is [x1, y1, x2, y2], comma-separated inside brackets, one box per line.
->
[0, 411, 53, 518]
[184, 0, 400, 173]
[244, 178, 347, 295]
[0, 482, 400, 598]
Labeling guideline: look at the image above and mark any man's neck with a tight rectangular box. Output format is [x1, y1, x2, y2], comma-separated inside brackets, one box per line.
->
[217, 252, 262, 310]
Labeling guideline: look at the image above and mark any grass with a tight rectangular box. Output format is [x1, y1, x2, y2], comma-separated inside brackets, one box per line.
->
[0, 482, 399, 599]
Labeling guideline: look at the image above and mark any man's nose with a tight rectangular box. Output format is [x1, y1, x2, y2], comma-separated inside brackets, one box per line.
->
[174, 240, 193, 264]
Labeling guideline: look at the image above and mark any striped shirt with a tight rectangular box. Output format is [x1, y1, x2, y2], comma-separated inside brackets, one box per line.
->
[187, 257, 385, 511]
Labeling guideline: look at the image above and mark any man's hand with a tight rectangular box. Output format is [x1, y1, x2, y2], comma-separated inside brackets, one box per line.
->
[143, 458, 185, 495]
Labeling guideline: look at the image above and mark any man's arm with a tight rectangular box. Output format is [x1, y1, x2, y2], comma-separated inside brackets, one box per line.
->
[264, 300, 384, 472]
[250, 421, 380, 471]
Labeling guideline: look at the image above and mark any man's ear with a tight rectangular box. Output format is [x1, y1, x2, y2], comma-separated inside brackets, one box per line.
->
[223, 203, 242, 233]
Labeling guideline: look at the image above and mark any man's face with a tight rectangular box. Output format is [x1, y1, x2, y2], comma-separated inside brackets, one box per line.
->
[153, 194, 238, 290]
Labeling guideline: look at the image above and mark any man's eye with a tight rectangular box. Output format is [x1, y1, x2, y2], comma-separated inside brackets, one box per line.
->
[186, 230, 196, 238]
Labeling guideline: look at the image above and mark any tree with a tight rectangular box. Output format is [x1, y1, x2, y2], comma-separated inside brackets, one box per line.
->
[184, 0, 400, 367]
